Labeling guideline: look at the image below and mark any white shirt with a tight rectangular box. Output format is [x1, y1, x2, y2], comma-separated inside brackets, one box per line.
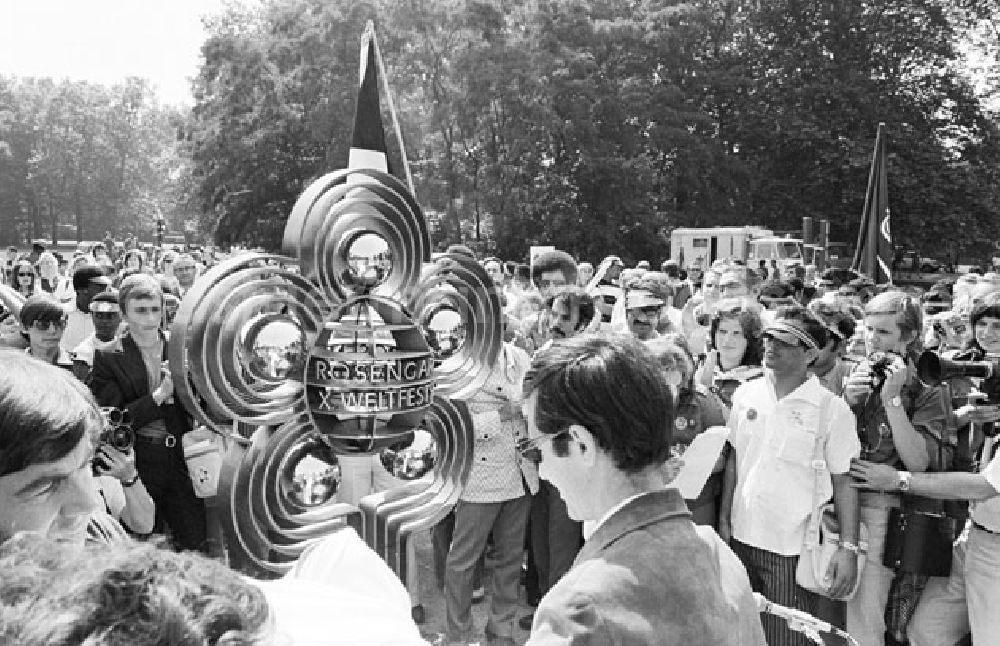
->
[727, 374, 860, 556]
[61, 308, 94, 352]
[256, 527, 425, 646]
[973, 436, 1000, 532]
[72, 333, 100, 367]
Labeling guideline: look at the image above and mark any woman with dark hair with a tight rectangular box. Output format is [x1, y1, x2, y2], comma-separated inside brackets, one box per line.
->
[694, 298, 765, 408]
[648, 334, 729, 527]
[843, 290, 954, 646]
[10, 259, 37, 298]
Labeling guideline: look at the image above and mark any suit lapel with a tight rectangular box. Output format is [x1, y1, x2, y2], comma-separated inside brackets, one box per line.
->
[121, 334, 150, 396]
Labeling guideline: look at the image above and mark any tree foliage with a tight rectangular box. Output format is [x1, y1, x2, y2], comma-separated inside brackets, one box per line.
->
[3, 0, 996, 265]
[0, 77, 188, 247]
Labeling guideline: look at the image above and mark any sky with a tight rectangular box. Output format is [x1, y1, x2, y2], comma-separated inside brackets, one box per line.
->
[0, 0, 230, 106]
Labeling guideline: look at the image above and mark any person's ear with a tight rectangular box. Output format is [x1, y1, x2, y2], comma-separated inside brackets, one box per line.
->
[804, 347, 820, 366]
[566, 424, 598, 467]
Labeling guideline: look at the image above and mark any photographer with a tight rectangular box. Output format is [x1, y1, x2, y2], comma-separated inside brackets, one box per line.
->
[92, 410, 155, 536]
[842, 291, 954, 646]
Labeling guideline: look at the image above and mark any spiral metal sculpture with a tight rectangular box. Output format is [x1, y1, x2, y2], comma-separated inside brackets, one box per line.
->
[170, 169, 500, 579]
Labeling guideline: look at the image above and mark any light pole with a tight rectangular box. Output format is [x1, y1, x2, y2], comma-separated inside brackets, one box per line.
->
[156, 216, 166, 248]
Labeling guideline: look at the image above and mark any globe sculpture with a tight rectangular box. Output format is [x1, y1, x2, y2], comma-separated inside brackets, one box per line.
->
[169, 168, 502, 580]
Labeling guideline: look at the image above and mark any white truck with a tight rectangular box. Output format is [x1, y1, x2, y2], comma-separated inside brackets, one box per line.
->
[670, 226, 804, 274]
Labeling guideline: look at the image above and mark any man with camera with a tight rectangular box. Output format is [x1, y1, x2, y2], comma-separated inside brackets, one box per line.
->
[850, 291, 1000, 645]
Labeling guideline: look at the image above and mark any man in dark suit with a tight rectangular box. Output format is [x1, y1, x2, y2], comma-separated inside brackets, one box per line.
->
[88, 274, 207, 552]
[520, 334, 765, 645]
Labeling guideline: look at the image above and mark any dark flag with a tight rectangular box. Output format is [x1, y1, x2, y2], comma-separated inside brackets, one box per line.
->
[852, 122, 893, 284]
[348, 21, 390, 173]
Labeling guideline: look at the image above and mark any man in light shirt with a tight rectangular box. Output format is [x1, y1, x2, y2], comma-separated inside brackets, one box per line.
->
[721, 310, 861, 645]
[61, 265, 112, 353]
[521, 334, 764, 645]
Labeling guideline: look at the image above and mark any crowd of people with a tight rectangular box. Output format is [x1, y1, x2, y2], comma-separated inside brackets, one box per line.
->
[1, 236, 1000, 645]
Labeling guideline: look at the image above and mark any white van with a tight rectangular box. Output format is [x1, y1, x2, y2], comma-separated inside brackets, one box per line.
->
[669, 226, 773, 270]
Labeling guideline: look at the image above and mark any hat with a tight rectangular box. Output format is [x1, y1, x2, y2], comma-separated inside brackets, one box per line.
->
[72, 265, 111, 291]
[90, 289, 120, 313]
[625, 288, 665, 310]
[762, 319, 819, 351]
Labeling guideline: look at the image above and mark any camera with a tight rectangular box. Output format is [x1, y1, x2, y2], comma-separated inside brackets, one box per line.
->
[100, 423, 135, 453]
[918, 350, 1000, 438]
[867, 351, 900, 392]
[93, 407, 135, 472]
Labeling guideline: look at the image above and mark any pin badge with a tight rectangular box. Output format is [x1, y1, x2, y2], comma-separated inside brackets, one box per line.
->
[747, 408, 758, 420]
[675, 416, 688, 430]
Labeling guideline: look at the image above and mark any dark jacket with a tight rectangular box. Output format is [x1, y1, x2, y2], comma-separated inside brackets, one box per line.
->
[88, 333, 191, 437]
[527, 488, 766, 645]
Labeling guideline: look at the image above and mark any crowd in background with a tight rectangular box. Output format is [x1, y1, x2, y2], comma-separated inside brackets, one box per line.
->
[3, 235, 1000, 646]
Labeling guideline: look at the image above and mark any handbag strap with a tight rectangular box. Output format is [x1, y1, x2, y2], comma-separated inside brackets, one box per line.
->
[803, 390, 835, 548]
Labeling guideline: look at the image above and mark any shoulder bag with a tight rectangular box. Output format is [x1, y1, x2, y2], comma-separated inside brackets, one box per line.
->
[795, 391, 869, 600]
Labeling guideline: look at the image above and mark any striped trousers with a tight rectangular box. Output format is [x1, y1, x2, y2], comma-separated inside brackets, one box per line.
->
[731, 539, 831, 646]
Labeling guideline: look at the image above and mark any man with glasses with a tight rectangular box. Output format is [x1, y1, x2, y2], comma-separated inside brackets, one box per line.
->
[520, 334, 764, 645]
[721, 309, 861, 645]
[518, 287, 593, 631]
[19, 294, 73, 370]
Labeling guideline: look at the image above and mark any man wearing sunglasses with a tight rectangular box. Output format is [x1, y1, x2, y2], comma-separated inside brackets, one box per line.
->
[71, 290, 122, 381]
[624, 283, 669, 342]
[722, 309, 861, 645]
[521, 334, 764, 645]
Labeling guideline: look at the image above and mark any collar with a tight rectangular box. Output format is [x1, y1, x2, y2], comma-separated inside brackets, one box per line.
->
[26, 346, 74, 367]
[576, 489, 691, 565]
[763, 372, 825, 403]
[585, 491, 646, 540]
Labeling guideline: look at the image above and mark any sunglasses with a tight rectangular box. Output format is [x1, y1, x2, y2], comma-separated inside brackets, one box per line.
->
[537, 279, 566, 289]
[17, 272, 33, 277]
[631, 305, 662, 316]
[516, 431, 569, 465]
[31, 318, 67, 331]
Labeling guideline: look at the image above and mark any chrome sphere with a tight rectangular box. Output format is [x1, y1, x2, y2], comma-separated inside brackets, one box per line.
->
[379, 428, 438, 480]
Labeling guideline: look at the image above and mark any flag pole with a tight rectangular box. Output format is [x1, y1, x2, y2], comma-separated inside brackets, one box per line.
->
[851, 123, 885, 280]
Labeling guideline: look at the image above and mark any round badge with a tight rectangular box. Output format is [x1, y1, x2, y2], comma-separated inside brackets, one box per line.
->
[675, 416, 688, 430]
[747, 408, 758, 421]
[878, 422, 891, 438]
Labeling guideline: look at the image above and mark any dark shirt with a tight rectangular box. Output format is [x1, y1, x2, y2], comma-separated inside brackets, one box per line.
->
[851, 368, 953, 470]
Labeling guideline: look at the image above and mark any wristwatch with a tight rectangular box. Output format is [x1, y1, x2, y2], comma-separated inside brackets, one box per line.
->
[887, 395, 903, 408]
[897, 471, 912, 492]
[122, 473, 141, 488]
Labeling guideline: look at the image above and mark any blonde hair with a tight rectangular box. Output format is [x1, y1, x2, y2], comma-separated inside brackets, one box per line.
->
[865, 290, 923, 358]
